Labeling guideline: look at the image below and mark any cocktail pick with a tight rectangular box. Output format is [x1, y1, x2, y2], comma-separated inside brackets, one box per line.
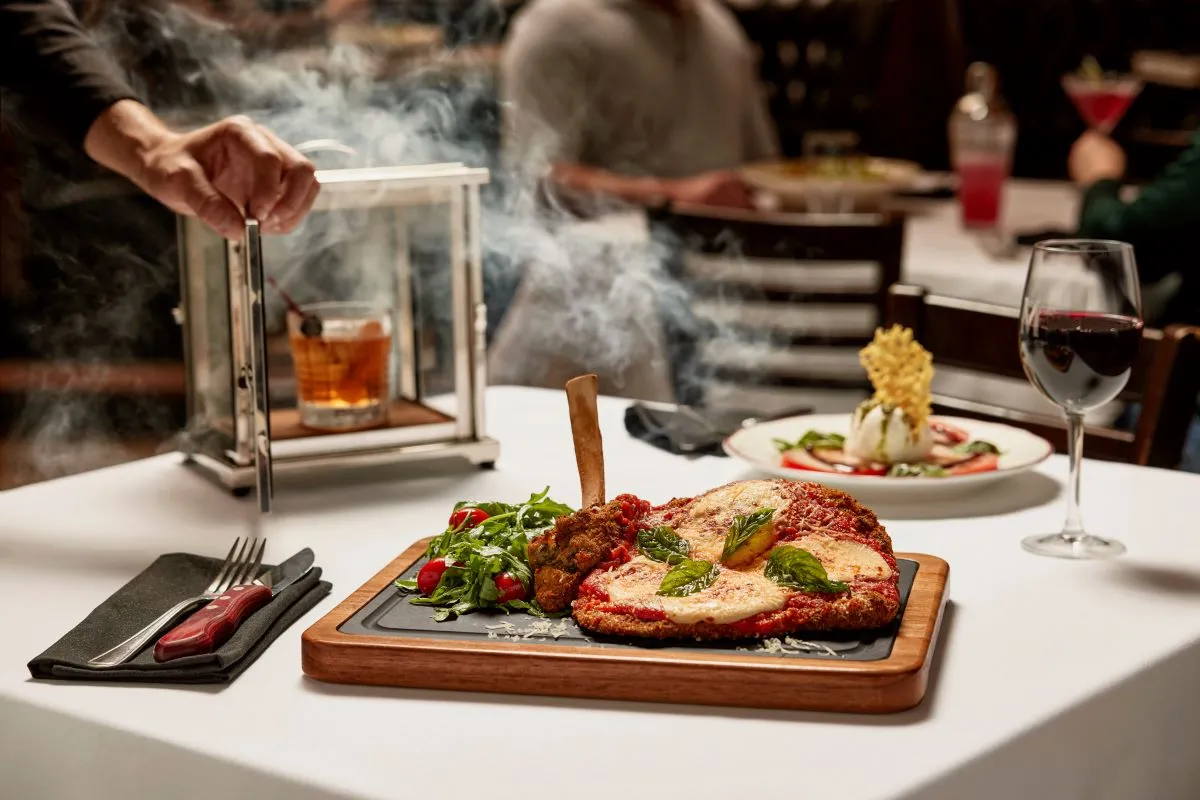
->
[267, 277, 322, 337]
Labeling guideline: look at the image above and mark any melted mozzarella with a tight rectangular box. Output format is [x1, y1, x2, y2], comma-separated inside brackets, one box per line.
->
[845, 403, 933, 464]
[780, 534, 892, 582]
[601, 556, 788, 625]
[593, 481, 893, 626]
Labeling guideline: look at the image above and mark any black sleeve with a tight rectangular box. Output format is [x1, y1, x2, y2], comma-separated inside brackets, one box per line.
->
[0, 0, 143, 149]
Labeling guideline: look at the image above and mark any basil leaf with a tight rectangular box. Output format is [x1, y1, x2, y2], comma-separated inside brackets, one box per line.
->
[764, 547, 850, 594]
[887, 462, 948, 477]
[721, 508, 775, 562]
[656, 558, 719, 597]
[638, 526, 690, 564]
[953, 440, 1000, 455]
[773, 431, 846, 453]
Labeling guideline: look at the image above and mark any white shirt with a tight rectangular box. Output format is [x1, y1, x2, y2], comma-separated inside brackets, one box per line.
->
[501, 0, 780, 179]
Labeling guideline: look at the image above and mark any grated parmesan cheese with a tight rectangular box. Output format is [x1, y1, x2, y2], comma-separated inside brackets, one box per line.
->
[483, 617, 573, 642]
[738, 637, 841, 658]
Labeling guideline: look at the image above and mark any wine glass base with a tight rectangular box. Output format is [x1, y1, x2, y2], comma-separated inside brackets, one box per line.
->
[1021, 532, 1126, 560]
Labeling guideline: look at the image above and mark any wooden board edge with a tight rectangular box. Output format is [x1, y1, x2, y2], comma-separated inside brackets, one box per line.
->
[301, 542, 951, 714]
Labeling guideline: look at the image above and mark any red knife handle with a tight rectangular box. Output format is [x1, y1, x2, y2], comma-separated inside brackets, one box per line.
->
[153, 584, 272, 662]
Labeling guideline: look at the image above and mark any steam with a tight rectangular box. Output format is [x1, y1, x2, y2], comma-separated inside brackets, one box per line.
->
[5, 0, 765, 484]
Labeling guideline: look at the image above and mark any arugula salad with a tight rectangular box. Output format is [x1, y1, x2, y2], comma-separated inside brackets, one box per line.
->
[395, 488, 573, 621]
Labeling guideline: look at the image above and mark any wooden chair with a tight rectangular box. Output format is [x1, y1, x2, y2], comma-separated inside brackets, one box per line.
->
[650, 203, 904, 410]
[886, 284, 1200, 468]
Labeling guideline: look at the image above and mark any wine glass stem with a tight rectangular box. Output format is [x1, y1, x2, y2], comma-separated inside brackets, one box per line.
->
[1063, 411, 1085, 536]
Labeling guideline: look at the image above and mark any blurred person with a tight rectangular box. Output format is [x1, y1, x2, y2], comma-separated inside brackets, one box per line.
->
[1069, 127, 1200, 472]
[1, 0, 320, 239]
[500, 0, 779, 210]
[1070, 128, 1200, 327]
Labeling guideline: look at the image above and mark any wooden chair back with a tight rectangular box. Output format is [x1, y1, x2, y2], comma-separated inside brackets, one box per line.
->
[650, 203, 904, 410]
[886, 284, 1200, 468]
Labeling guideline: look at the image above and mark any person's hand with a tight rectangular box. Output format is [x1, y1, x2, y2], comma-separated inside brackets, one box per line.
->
[85, 101, 319, 240]
[666, 171, 756, 209]
[133, 115, 319, 239]
[1069, 131, 1126, 187]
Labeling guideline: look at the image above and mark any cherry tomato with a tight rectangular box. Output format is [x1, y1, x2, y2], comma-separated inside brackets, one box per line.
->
[947, 453, 999, 476]
[449, 507, 489, 529]
[417, 557, 452, 595]
[494, 572, 528, 604]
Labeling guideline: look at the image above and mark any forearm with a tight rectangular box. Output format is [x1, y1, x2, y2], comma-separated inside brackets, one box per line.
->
[0, 0, 141, 148]
[82, 99, 173, 186]
[549, 163, 673, 207]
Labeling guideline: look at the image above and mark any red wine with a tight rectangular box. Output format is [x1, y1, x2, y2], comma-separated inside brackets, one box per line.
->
[1020, 312, 1143, 410]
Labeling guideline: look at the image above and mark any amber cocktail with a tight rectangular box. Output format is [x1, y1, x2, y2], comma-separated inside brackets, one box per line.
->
[288, 302, 393, 431]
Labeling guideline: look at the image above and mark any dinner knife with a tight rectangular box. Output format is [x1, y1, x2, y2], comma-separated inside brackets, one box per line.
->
[153, 548, 315, 662]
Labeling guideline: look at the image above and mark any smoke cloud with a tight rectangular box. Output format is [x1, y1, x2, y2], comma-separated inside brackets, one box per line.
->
[4, 0, 770, 484]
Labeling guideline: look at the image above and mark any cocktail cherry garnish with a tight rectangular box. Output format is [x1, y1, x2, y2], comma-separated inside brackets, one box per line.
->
[267, 277, 323, 337]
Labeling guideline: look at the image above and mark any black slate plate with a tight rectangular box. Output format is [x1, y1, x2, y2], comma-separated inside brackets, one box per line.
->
[338, 558, 919, 661]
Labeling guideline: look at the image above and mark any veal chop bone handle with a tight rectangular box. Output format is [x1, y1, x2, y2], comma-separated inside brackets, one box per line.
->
[565, 374, 605, 508]
[153, 584, 273, 662]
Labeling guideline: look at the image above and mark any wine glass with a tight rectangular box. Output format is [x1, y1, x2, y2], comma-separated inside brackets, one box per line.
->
[1018, 240, 1143, 559]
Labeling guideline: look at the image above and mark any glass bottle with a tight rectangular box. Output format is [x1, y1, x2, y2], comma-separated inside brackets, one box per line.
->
[948, 62, 1017, 230]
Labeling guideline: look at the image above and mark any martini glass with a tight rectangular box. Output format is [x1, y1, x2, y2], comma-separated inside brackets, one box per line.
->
[1061, 74, 1143, 134]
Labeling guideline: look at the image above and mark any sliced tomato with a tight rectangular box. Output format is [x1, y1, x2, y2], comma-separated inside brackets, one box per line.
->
[782, 449, 887, 475]
[930, 420, 970, 446]
[946, 452, 999, 475]
[781, 449, 837, 473]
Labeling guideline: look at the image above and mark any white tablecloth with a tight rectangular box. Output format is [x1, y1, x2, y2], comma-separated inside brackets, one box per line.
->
[3, 387, 1199, 800]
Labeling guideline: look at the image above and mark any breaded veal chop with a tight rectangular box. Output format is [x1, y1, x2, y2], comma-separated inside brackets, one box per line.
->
[531, 479, 901, 640]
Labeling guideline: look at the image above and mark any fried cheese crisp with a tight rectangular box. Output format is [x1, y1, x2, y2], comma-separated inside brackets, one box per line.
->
[858, 325, 934, 432]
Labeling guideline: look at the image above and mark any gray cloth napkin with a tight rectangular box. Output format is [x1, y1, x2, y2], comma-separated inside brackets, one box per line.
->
[28, 553, 331, 684]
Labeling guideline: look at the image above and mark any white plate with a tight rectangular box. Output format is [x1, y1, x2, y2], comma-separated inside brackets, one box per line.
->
[723, 414, 1054, 502]
[740, 157, 925, 210]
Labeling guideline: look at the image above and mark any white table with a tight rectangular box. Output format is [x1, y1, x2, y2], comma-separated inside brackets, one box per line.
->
[3, 387, 1199, 800]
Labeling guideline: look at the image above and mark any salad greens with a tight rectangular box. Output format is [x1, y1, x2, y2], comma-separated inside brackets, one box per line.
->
[887, 462, 948, 477]
[395, 487, 574, 621]
[773, 431, 846, 452]
[953, 440, 1001, 455]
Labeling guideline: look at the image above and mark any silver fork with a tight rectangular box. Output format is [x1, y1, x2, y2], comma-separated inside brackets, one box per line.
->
[88, 537, 266, 668]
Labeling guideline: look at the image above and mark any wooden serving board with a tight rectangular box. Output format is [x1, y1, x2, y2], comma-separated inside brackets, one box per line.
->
[302, 540, 950, 714]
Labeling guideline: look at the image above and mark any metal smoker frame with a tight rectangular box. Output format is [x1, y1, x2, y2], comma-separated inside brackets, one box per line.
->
[176, 164, 499, 512]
